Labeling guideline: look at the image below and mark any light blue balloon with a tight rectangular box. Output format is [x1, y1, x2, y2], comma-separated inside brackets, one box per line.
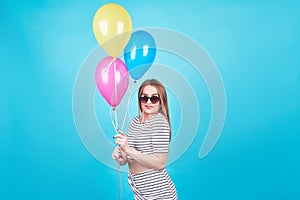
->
[124, 30, 157, 80]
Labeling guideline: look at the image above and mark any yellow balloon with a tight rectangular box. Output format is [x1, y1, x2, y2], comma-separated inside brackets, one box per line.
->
[93, 4, 132, 57]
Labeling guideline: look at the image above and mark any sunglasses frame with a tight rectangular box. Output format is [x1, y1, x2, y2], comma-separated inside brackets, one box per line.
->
[139, 95, 160, 104]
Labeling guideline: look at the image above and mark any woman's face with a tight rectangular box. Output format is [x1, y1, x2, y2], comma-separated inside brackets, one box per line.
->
[140, 85, 161, 117]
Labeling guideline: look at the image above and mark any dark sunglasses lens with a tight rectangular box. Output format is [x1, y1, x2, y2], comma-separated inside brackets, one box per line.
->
[150, 96, 160, 104]
[140, 96, 148, 104]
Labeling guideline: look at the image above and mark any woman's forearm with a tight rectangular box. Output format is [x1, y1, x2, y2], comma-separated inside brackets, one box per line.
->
[126, 147, 167, 170]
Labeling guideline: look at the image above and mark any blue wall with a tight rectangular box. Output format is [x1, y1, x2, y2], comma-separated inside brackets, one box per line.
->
[1, 0, 299, 199]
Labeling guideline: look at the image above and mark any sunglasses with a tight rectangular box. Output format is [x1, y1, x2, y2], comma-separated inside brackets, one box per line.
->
[139, 95, 160, 104]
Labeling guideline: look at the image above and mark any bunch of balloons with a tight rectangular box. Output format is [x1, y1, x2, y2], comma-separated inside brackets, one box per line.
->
[93, 3, 157, 109]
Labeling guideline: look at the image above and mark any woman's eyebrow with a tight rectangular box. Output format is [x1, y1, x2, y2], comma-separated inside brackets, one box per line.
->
[142, 93, 159, 96]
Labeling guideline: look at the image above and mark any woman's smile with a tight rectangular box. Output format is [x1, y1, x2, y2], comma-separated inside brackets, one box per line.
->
[144, 105, 153, 109]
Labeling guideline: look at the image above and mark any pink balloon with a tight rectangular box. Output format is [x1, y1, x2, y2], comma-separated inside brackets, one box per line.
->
[95, 56, 129, 107]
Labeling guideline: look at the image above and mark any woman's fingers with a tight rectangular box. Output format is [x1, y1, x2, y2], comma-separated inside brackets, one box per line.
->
[114, 138, 125, 146]
[112, 151, 119, 159]
[117, 129, 126, 136]
[113, 131, 128, 152]
[112, 146, 122, 159]
[113, 133, 126, 139]
[113, 130, 127, 138]
[114, 133, 127, 144]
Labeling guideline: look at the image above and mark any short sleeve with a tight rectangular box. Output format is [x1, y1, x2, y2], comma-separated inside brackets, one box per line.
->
[127, 116, 140, 148]
[151, 114, 170, 153]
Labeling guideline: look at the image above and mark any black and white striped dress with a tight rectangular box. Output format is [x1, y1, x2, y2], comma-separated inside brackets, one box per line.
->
[127, 112, 178, 200]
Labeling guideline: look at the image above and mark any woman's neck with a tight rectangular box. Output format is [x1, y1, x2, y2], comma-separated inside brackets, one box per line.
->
[141, 112, 156, 123]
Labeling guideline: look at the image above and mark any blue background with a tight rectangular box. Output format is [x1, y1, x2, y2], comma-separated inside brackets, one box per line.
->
[1, 0, 299, 199]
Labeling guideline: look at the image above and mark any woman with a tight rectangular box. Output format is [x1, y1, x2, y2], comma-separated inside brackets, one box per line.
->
[112, 79, 178, 200]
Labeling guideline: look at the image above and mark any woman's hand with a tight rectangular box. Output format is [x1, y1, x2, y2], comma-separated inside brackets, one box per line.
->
[113, 130, 129, 153]
[112, 146, 127, 165]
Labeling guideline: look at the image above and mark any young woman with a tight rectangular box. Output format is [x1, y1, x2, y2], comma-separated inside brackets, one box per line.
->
[112, 79, 178, 200]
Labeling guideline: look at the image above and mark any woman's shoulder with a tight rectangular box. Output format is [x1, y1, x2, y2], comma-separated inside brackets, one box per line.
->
[155, 112, 167, 120]
[130, 115, 141, 124]
[128, 116, 141, 130]
[151, 112, 168, 124]
[151, 113, 170, 134]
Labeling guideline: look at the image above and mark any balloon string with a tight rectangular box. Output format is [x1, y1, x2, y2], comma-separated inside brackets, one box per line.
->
[118, 162, 123, 200]
[113, 59, 118, 118]
[110, 109, 115, 130]
[110, 109, 123, 200]
[120, 81, 136, 130]
[114, 82, 136, 200]
[112, 59, 123, 199]
[114, 108, 119, 130]
[110, 62, 137, 200]
[110, 108, 119, 131]
[109, 59, 119, 131]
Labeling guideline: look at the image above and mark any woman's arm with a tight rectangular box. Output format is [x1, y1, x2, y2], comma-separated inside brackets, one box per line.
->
[114, 130, 167, 170]
[126, 147, 167, 170]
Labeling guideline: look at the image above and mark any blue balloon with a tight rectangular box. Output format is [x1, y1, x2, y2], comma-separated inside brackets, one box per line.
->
[123, 30, 157, 80]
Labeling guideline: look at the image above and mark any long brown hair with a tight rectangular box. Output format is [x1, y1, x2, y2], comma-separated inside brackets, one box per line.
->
[138, 79, 171, 135]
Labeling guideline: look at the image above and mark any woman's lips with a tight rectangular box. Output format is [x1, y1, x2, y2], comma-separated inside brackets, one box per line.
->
[144, 105, 153, 109]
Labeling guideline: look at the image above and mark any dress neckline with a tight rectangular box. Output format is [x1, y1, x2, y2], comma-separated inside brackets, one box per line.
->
[139, 112, 161, 124]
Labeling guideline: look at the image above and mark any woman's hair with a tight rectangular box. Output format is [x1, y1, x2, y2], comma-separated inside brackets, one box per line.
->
[138, 79, 171, 132]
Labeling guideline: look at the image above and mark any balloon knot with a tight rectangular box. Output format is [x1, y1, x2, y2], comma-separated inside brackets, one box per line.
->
[112, 107, 116, 110]
[113, 57, 117, 61]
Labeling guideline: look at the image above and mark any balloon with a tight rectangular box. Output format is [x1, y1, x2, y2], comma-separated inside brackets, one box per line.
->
[124, 30, 157, 80]
[93, 4, 132, 57]
[95, 56, 129, 107]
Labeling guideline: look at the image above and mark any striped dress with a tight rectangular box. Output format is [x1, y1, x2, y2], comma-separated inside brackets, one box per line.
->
[127, 112, 178, 200]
